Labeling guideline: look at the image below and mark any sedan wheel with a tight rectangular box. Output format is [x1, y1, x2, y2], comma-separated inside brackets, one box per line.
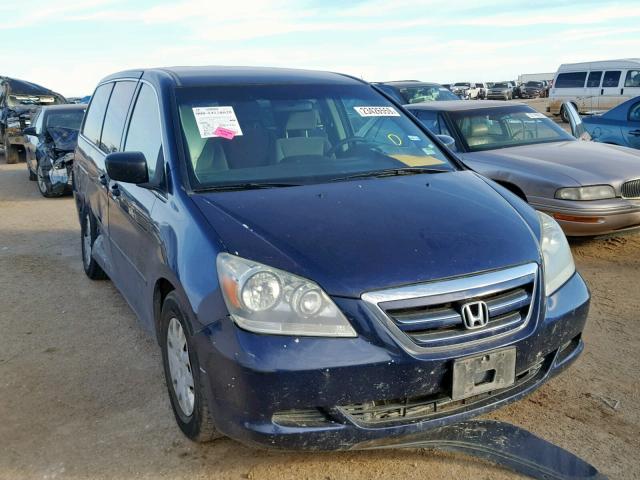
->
[167, 317, 195, 417]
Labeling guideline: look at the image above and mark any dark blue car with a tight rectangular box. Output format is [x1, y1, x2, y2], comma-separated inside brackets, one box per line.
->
[73, 66, 589, 449]
[582, 96, 640, 149]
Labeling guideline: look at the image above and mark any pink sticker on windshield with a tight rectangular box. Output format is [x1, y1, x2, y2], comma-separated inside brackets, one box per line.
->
[214, 126, 236, 140]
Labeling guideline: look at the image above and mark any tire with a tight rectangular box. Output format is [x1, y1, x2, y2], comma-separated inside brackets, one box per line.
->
[28, 163, 37, 181]
[36, 160, 62, 198]
[560, 105, 570, 123]
[160, 292, 221, 443]
[81, 208, 108, 280]
[4, 141, 19, 164]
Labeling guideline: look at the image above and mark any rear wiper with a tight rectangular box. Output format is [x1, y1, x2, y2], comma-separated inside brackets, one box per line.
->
[194, 182, 300, 192]
[329, 167, 449, 182]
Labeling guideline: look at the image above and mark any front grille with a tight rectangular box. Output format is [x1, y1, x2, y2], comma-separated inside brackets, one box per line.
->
[337, 356, 548, 427]
[362, 263, 538, 351]
[621, 179, 640, 199]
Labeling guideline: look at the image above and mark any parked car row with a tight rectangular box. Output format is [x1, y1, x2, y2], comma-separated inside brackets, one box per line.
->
[6, 65, 640, 451]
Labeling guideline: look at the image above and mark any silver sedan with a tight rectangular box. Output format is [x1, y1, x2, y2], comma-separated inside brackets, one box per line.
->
[406, 100, 640, 236]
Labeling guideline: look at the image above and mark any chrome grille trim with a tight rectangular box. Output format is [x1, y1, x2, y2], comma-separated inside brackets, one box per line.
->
[362, 263, 539, 352]
[621, 179, 640, 199]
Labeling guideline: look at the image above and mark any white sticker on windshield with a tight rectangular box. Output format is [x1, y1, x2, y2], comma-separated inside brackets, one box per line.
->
[408, 135, 421, 141]
[354, 106, 400, 117]
[525, 112, 546, 119]
[192, 106, 244, 139]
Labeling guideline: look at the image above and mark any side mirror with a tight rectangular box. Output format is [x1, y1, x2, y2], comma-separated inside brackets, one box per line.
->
[23, 126, 36, 136]
[105, 151, 148, 184]
[436, 134, 457, 152]
[563, 101, 591, 141]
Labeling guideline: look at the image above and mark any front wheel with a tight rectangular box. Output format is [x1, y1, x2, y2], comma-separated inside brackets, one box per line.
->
[560, 105, 570, 123]
[160, 292, 221, 442]
[36, 161, 62, 197]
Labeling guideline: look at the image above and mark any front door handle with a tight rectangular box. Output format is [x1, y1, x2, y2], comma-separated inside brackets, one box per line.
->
[99, 173, 108, 186]
[629, 130, 640, 137]
[600, 88, 604, 95]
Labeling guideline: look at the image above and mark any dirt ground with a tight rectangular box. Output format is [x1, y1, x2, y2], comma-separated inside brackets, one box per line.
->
[1, 130, 639, 479]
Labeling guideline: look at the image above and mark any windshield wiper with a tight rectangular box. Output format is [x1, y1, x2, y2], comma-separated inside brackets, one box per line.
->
[194, 182, 300, 192]
[328, 166, 450, 182]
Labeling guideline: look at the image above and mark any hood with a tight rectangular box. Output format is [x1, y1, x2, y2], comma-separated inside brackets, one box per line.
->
[192, 171, 541, 298]
[45, 127, 79, 152]
[464, 141, 640, 188]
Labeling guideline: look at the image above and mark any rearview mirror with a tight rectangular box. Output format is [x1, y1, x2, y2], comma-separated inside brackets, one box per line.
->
[436, 134, 457, 152]
[105, 151, 148, 184]
[23, 126, 36, 136]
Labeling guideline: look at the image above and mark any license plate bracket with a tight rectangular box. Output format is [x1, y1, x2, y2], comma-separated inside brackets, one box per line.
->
[452, 347, 516, 401]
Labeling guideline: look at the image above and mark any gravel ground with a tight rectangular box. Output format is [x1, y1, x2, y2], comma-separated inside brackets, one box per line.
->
[1, 137, 639, 479]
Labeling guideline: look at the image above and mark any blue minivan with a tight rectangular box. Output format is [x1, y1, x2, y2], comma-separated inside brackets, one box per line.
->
[73, 66, 589, 449]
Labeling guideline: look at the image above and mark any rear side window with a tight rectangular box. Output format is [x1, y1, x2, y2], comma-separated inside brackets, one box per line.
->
[82, 83, 113, 146]
[555, 72, 586, 88]
[586, 71, 602, 87]
[124, 84, 162, 179]
[100, 81, 137, 153]
[602, 71, 621, 88]
[625, 70, 640, 87]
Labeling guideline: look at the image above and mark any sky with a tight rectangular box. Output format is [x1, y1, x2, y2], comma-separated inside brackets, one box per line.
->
[1, 0, 639, 97]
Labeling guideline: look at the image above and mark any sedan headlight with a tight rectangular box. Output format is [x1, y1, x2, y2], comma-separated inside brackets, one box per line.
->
[538, 212, 575, 296]
[216, 253, 357, 337]
[555, 185, 615, 201]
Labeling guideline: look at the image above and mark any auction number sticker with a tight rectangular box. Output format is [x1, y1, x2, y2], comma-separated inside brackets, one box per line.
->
[192, 106, 244, 139]
[354, 106, 400, 117]
[525, 112, 546, 119]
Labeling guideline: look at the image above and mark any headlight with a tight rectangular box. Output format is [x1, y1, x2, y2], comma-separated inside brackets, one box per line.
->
[555, 185, 615, 201]
[216, 253, 357, 337]
[538, 212, 575, 296]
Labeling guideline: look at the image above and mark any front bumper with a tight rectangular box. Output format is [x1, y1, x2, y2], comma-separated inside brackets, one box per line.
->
[531, 196, 640, 236]
[487, 92, 509, 99]
[193, 272, 589, 450]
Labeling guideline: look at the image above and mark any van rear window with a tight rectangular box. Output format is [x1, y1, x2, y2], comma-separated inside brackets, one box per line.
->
[555, 72, 587, 88]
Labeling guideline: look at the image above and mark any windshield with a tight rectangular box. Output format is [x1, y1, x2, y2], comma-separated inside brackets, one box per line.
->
[492, 83, 509, 89]
[454, 83, 470, 87]
[8, 94, 63, 107]
[450, 106, 573, 152]
[176, 84, 454, 189]
[525, 81, 543, 88]
[46, 110, 85, 130]
[397, 85, 460, 103]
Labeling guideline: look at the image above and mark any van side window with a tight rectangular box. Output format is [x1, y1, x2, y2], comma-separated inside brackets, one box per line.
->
[82, 83, 114, 146]
[100, 81, 137, 153]
[586, 71, 602, 88]
[602, 71, 621, 88]
[555, 72, 587, 88]
[625, 70, 640, 87]
[124, 84, 162, 180]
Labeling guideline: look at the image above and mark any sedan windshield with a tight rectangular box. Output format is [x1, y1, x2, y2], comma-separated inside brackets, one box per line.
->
[525, 81, 543, 88]
[397, 85, 460, 103]
[176, 84, 454, 189]
[450, 105, 574, 152]
[492, 83, 509, 89]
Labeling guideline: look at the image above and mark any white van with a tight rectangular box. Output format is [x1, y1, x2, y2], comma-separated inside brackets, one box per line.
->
[549, 59, 640, 121]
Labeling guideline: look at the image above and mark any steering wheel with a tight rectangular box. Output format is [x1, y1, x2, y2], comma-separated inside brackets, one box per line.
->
[326, 136, 376, 157]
